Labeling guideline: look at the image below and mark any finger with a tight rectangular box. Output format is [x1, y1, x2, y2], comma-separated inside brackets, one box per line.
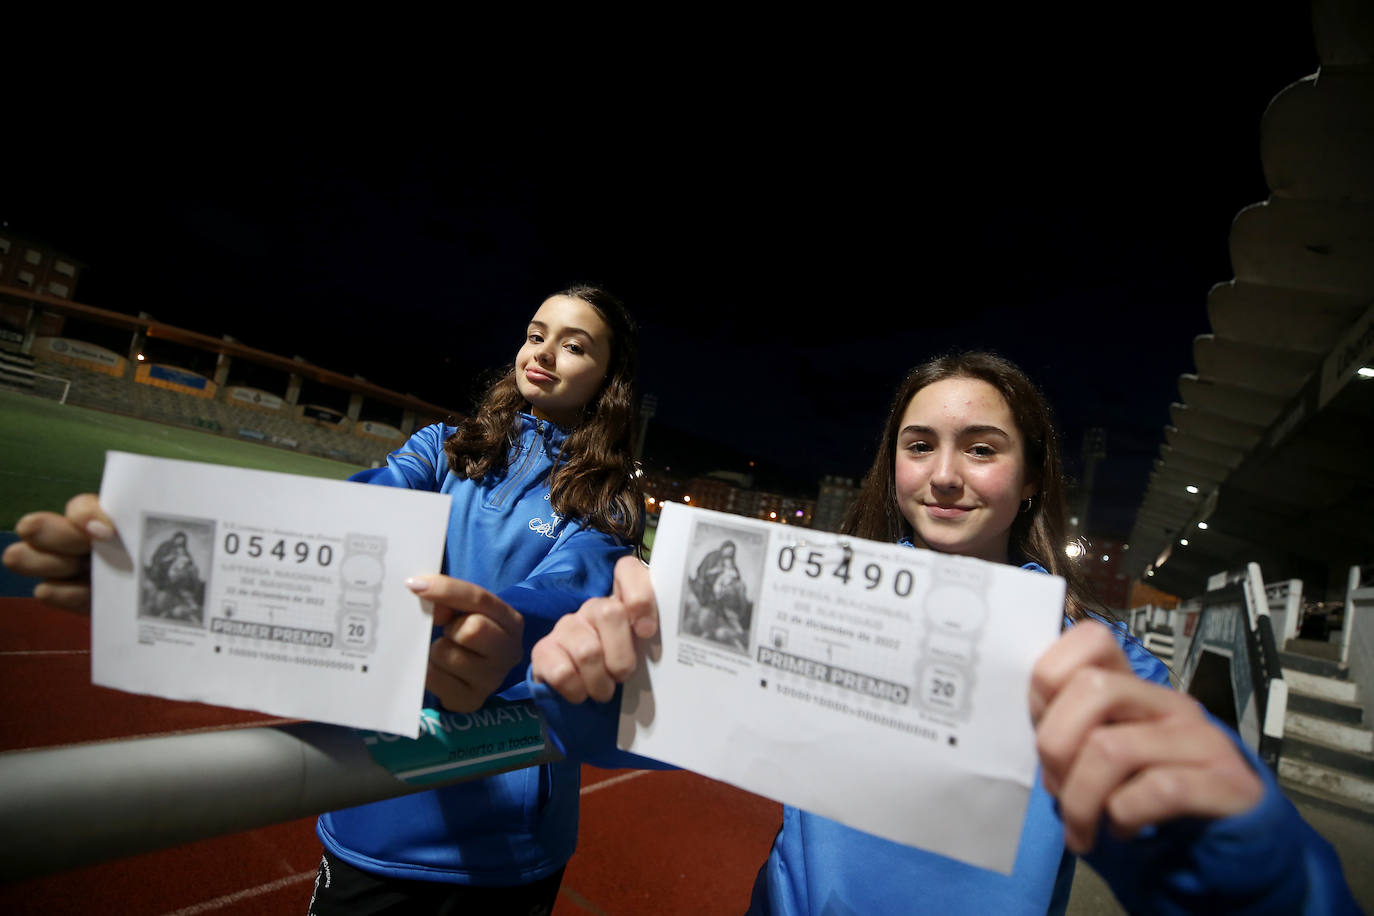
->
[1029, 621, 1134, 723]
[559, 612, 621, 703]
[446, 612, 523, 668]
[32, 579, 94, 614]
[407, 576, 524, 639]
[611, 554, 658, 638]
[1055, 718, 1182, 853]
[427, 634, 514, 706]
[3, 539, 88, 580]
[531, 634, 591, 705]
[1036, 667, 1178, 796]
[12, 511, 95, 558]
[577, 596, 640, 682]
[64, 493, 115, 541]
[1054, 706, 1262, 852]
[425, 658, 488, 714]
[1105, 757, 1263, 839]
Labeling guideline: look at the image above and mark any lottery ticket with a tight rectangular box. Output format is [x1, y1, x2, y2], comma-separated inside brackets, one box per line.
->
[618, 502, 1065, 873]
[90, 451, 452, 738]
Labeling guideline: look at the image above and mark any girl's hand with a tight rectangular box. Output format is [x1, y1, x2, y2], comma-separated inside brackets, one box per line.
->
[531, 554, 658, 704]
[406, 575, 525, 713]
[2, 493, 114, 613]
[1029, 621, 1264, 854]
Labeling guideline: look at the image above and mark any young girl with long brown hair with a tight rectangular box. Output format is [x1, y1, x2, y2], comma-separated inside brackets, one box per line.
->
[529, 350, 1357, 914]
[6, 284, 648, 914]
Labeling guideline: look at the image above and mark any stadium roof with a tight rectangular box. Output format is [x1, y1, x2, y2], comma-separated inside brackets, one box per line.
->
[1123, 0, 1374, 599]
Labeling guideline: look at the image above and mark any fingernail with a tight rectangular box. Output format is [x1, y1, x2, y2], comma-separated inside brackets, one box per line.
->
[404, 577, 429, 593]
[87, 520, 114, 541]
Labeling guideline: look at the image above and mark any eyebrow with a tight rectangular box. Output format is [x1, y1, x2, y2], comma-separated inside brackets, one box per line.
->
[528, 320, 599, 343]
[900, 424, 1012, 439]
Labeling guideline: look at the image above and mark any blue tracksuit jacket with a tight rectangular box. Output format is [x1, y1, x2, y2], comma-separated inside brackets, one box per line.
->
[316, 415, 636, 885]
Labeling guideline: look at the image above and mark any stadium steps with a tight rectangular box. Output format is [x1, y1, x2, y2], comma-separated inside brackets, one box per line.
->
[1142, 631, 1174, 665]
[0, 350, 37, 392]
[1278, 639, 1374, 814]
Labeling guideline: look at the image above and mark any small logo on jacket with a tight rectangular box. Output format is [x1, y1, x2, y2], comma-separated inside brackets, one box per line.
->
[528, 515, 564, 538]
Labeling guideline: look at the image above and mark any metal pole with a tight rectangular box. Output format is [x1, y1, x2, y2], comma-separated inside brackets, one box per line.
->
[0, 722, 560, 882]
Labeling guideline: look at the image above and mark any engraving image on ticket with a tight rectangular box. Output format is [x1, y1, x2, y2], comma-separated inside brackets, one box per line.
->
[677, 520, 766, 655]
[91, 452, 454, 737]
[137, 515, 215, 628]
[619, 502, 1066, 874]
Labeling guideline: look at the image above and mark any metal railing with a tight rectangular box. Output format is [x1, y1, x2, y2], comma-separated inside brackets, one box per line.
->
[0, 718, 559, 882]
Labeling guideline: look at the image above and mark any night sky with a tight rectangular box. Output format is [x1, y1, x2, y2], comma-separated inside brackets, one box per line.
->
[5, 7, 1320, 539]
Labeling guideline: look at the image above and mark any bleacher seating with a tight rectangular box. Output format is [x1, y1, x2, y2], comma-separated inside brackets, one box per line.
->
[26, 353, 399, 466]
[0, 349, 37, 392]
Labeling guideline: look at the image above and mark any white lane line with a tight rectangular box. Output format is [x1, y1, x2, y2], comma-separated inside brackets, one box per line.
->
[580, 768, 652, 796]
[156, 868, 317, 915]
[146, 765, 650, 914]
[0, 649, 90, 656]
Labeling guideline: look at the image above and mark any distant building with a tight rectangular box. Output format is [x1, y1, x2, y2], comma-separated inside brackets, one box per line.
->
[814, 475, 860, 532]
[685, 474, 748, 515]
[0, 231, 84, 302]
[0, 231, 85, 348]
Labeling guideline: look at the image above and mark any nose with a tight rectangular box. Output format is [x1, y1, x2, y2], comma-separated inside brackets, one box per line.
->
[533, 339, 556, 366]
[930, 448, 962, 492]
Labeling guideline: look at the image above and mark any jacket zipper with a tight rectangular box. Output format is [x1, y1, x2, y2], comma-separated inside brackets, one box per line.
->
[489, 419, 545, 509]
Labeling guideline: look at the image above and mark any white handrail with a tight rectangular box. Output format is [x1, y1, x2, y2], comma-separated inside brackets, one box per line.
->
[0, 721, 559, 882]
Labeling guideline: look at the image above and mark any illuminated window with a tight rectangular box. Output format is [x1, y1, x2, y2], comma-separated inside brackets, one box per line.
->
[47, 281, 69, 298]
[55, 260, 76, 277]
[24, 249, 41, 265]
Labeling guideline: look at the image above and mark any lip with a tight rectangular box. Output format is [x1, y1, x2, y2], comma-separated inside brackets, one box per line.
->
[524, 366, 556, 384]
[924, 503, 972, 520]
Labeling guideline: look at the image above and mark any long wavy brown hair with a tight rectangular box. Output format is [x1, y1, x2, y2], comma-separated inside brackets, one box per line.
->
[843, 351, 1102, 621]
[443, 285, 644, 546]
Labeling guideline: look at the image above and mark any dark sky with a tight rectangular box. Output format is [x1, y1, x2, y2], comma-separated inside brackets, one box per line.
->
[5, 7, 1320, 538]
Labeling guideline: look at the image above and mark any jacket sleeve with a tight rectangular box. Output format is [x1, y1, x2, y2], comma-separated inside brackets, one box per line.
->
[489, 530, 673, 771]
[507, 670, 675, 771]
[346, 424, 450, 491]
[491, 523, 634, 685]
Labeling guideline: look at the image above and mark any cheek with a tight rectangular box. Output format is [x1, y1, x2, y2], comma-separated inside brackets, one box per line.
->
[894, 458, 922, 500]
[976, 466, 1025, 512]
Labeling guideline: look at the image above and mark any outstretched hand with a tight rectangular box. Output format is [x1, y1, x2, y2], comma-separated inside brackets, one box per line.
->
[3, 493, 114, 613]
[1029, 621, 1264, 854]
[407, 575, 525, 714]
[531, 554, 658, 703]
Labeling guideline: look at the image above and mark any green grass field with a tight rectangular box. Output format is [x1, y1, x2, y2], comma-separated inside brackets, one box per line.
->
[0, 389, 366, 531]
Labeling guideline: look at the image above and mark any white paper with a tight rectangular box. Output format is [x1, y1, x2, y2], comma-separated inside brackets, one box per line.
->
[91, 451, 452, 738]
[618, 503, 1065, 873]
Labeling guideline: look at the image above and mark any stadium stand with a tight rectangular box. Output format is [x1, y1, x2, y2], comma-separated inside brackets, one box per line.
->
[0, 349, 36, 392]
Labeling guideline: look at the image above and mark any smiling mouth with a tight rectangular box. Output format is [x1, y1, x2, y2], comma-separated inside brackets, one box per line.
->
[924, 503, 972, 519]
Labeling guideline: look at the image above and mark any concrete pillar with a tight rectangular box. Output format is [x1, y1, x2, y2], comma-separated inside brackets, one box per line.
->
[286, 357, 305, 406]
[213, 338, 234, 395]
[126, 315, 149, 381]
[20, 304, 42, 353]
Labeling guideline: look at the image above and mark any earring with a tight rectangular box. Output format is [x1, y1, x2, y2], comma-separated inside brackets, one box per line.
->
[1021, 497, 1033, 514]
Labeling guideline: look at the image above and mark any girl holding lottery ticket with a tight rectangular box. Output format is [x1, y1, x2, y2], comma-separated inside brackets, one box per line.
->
[5, 285, 656, 914]
[528, 351, 1358, 915]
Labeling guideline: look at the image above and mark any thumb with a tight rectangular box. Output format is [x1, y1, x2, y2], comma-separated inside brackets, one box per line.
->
[612, 554, 658, 638]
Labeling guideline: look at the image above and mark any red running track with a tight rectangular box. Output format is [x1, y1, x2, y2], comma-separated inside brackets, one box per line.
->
[0, 599, 782, 915]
